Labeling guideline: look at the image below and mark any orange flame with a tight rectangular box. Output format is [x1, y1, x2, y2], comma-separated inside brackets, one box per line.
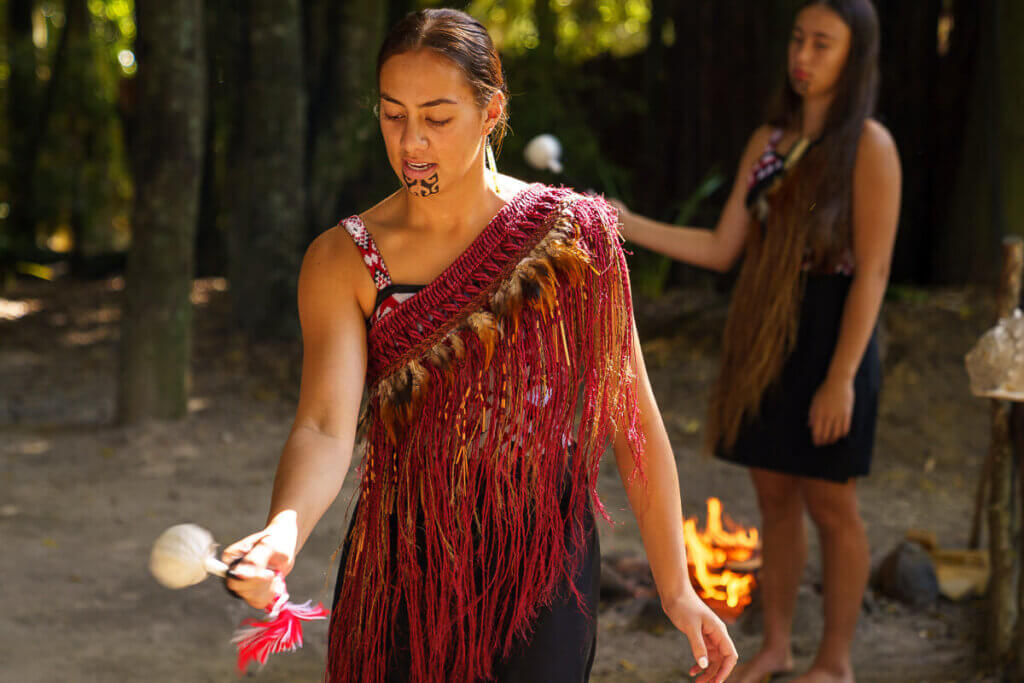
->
[684, 497, 760, 616]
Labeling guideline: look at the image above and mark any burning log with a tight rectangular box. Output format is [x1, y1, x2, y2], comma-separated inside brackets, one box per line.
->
[683, 497, 761, 620]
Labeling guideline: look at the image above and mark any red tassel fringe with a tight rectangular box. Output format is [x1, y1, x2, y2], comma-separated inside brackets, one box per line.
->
[327, 186, 644, 682]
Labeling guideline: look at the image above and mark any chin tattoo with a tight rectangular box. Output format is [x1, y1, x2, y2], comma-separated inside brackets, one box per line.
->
[404, 172, 440, 197]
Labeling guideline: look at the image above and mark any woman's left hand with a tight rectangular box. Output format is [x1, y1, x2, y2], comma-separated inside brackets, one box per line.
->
[808, 375, 855, 446]
[662, 590, 738, 683]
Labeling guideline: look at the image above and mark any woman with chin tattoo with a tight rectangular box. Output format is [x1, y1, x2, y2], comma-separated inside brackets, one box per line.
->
[220, 8, 736, 683]
[613, 1, 900, 681]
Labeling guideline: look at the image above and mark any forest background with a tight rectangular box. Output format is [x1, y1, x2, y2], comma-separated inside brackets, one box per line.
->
[3, 1, 1021, 416]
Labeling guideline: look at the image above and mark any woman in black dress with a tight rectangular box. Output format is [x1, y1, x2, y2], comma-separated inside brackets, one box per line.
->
[613, 2, 900, 681]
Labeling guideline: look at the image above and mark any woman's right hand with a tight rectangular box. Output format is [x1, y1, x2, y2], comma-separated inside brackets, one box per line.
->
[221, 518, 297, 609]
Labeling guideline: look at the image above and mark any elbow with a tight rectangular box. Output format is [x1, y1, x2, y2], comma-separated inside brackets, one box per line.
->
[713, 248, 741, 273]
[707, 230, 743, 273]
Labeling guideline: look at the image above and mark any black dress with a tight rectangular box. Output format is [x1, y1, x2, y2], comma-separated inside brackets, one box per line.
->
[715, 272, 882, 482]
[330, 478, 601, 682]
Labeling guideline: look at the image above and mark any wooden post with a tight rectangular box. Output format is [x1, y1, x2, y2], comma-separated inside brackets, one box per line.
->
[969, 454, 992, 549]
[988, 236, 1022, 665]
[1016, 256, 1024, 680]
[1017, 398, 1024, 679]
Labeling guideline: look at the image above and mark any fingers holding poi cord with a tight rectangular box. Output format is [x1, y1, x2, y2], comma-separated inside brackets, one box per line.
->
[222, 534, 284, 609]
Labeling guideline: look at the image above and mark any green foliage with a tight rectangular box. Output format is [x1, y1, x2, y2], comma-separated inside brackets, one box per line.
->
[87, 0, 136, 76]
[0, 0, 137, 262]
[466, 0, 651, 61]
[885, 285, 930, 305]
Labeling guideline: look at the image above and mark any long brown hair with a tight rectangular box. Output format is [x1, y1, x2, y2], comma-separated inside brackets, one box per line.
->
[376, 9, 510, 150]
[707, 0, 880, 454]
[767, 0, 880, 264]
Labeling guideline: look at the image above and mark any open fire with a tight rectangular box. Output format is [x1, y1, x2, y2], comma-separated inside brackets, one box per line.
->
[683, 497, 761, 619]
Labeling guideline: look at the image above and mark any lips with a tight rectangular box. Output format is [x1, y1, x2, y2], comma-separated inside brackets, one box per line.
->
[403, 159, 437, 179]
[792, 68, 809, 81]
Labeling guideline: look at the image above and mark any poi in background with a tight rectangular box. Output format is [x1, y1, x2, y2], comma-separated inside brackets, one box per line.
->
[150, 523, 329, 675]
[524, 133, 564, 174]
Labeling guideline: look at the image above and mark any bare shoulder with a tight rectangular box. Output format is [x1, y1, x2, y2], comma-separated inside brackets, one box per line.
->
[723, 124, 777, 194]
[748, 124, 778, 152]
[732, 124, 777, 174]
[858, 119, 900, 168]
[300, 227, 352, 294]
[298, 224, 374, 319]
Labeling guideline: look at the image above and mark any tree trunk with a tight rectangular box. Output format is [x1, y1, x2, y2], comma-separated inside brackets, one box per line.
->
[228, 0, 306, 339]
[119, 0, 206, 423]
[193, 0, 227, 278]
[304, 0, 387, 238]
[6, 0, 38, 253]
[63, 0, 95, 267]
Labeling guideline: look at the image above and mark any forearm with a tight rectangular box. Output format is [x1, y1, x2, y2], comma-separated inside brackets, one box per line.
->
[266, 424, 354, 555]
[827, 271, 887, 382]
[621, 212, 726, 272]
[613, 402, 695, 604]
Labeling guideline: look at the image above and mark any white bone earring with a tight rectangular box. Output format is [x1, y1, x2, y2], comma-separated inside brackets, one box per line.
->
[485, 135, 499, 192]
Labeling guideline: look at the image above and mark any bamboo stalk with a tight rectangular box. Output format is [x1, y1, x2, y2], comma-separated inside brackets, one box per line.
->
[988, 236, 1022, 665]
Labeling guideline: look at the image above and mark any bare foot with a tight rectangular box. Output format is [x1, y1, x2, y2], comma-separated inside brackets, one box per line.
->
[788, 667, 854, 683]
[725, 648, 794, 683]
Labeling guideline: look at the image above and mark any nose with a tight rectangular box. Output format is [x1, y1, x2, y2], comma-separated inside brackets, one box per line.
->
[400, 118, 428, 154]
[797, 40, 814, 66]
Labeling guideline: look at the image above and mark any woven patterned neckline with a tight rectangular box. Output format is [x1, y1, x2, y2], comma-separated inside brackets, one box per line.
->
[366, 182, 570, 381]
[366, 182, 542, 329]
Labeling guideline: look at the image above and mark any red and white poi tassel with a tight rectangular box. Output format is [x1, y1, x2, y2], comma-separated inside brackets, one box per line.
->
[150, 524, 329, 675]
[232, 587, 330, 673]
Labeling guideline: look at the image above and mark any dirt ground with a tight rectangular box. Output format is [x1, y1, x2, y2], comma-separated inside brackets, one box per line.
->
[0, 275, 1000, 682]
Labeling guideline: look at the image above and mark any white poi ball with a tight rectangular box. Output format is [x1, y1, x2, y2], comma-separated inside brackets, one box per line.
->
[150, 523, 220, 589]
[524, 134, 563, 174]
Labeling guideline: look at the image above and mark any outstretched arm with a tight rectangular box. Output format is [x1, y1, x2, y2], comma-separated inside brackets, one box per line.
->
[222, 228, 370, 608]
[612, 323, 738, 683]
[611, 126, 772, 273]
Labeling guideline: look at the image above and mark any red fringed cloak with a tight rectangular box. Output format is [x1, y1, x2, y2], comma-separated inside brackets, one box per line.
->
[327, 184, 645, 682]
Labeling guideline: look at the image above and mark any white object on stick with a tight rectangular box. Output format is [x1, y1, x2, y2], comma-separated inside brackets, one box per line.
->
[966, 308, 1024, 401]
[524, 134, 564, 174]
[150, 523, 230, 589]
[149, 522, 330, 674]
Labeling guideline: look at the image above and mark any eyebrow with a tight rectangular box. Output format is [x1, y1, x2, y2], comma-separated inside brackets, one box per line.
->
[793, 27, 836, 41]
[380, 93, 458, 108]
